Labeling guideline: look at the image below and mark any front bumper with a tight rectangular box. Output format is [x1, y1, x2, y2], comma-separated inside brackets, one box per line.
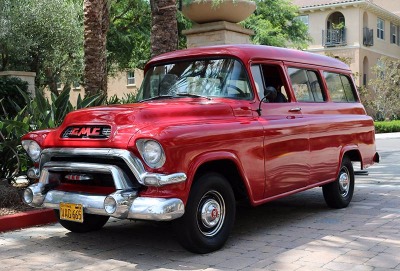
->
[24, 148, 186, 221]
[25, 184, 184, 221]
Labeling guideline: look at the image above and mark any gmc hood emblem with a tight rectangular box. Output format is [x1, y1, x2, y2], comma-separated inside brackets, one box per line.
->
[61, 126, 111, 139]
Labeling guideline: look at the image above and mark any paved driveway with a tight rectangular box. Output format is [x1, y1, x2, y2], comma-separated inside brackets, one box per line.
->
[1, 137, 399, 271]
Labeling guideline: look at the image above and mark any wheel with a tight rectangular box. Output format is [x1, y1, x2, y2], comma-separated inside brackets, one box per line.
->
[173, 172, 236, 254]
[323, 156, 354, 209]
[55, 210, 109, 233]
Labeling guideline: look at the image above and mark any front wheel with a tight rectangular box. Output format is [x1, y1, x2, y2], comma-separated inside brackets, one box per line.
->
[173, 172, 236, 254]
[55, 210, 109, 233]
[323, 156, 354, 208]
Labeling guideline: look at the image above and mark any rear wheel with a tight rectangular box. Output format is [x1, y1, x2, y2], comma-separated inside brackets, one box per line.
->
[323, 156, 354, 208]
[55, 210, 109, 233]
[174, 172, 236, 254]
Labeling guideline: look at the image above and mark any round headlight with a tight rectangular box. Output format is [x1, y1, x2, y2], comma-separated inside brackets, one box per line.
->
[22, 140, 42, 162]
[136, 139, 166, 168]
[143, 141, 162, 164]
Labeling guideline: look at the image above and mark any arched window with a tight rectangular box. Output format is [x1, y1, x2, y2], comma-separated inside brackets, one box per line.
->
[324, 12, 346, 46]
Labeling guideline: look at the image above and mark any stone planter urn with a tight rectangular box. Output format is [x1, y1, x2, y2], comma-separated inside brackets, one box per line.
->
[181, 0, 256, 24]
[181, 0, 256, 48]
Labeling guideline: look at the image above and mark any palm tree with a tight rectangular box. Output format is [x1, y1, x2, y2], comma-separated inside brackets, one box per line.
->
[83, 0, 110, 96]
[150, 0, 178, 57]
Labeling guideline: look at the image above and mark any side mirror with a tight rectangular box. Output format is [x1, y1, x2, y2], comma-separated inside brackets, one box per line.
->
[256, 86, 278, 116]
[263, 86, 277, 102]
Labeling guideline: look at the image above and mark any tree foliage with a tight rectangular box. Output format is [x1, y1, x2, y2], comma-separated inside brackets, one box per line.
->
[360, 57, 400, 120]
[0, 0, 83, 94]
[107, 0, 152, 71]
[241, 0, 311, 49]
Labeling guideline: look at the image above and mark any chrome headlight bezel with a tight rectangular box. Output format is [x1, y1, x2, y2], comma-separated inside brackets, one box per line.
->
[136, 139, 166, 169]
[21, 140, 42, 162]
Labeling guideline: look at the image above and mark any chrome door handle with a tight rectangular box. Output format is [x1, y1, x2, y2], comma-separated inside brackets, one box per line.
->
[289, 107, 302, 112]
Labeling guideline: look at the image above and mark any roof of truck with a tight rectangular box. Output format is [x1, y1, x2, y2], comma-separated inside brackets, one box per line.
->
[146, 44, 350, 72]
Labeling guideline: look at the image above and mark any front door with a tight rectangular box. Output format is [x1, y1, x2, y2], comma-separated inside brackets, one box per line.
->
[251, 63, 310, 199]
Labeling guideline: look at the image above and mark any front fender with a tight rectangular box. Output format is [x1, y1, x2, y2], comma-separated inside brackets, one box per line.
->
[184, 151, 255, 205]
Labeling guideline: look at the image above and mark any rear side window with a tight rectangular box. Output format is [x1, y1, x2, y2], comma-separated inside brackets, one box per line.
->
[288, 68, 325, 102]
[324, 72, 357, 102]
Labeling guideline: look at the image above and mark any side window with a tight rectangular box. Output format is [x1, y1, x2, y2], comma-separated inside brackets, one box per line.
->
[261, 65, 289, 102]
[250, 65, 264, 99]
[324, 72, 357, 102]
[340, 75, 357, 102]
[288, 68, 325, 102]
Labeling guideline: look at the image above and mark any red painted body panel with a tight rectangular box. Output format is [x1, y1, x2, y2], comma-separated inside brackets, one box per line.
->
[23, 45, 378, 208]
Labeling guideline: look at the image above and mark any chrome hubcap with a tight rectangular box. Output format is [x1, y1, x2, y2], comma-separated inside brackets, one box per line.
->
[339, 167, 350, 197]
[197, 190, 225, 237]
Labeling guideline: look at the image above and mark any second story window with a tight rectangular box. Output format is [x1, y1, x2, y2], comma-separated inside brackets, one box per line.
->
[377, 18, 385, 40]
[390, 23, 398, 45]
[127, 71, 135, 86]
[297, 15, 309, 29]
[73, 81, 80, 89]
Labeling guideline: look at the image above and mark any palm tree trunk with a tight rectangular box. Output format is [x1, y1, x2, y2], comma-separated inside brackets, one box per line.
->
[150, 0, 178, 57]
[83, 0, 110, 97]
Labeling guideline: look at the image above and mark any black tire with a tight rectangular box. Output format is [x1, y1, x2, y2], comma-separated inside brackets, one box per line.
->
[323, 156, 354, 209]
[173, 172, 236, 254]
[55, 210, 109, 233]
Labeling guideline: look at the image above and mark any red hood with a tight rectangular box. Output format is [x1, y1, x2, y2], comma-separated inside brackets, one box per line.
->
[38, 99, 235, 149]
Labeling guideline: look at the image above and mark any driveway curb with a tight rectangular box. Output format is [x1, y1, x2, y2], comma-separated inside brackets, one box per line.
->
[376, 132, 400, 139]
[0, 209, 57, 233]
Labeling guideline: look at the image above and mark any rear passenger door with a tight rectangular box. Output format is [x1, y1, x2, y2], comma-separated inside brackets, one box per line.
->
[287, 67, 332, 185]
[252, 63, 310, 198]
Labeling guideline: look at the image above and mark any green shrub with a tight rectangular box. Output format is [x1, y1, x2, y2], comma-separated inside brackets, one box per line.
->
[0, 76, 30, 118]
[374, 120, 400, 134]
[0, 88, 105, 183]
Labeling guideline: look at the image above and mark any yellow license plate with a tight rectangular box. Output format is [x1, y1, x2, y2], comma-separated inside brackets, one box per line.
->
[59, 203, 83, 223]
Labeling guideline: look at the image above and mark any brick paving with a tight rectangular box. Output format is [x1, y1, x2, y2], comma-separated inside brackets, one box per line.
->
[0, 138, 399, 270]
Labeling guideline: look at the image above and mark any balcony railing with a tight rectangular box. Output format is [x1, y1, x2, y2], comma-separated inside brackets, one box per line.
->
[363, 27, 374, 46]
[322, 28, 347, 47]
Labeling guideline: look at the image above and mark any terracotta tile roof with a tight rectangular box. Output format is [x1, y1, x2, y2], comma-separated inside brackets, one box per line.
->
[292, 0, 363, 8]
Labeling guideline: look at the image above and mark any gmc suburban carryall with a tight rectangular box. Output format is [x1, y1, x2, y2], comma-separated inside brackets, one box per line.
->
[22, 44, 379, 253]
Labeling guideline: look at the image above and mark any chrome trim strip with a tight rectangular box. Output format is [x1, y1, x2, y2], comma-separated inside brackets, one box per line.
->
[142, 172, 188, 187]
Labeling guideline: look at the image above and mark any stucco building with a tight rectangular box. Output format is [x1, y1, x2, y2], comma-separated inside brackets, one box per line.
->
[292, 0, 400, 87]
[49, 69, 143, 106]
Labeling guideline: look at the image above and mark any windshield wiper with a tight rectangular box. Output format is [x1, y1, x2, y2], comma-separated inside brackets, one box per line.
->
[174, 93, 212, 100]
[139, 95, 174, 103]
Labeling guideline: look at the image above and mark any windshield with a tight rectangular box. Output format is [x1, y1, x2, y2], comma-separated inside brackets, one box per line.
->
[136, 58, 253, 102]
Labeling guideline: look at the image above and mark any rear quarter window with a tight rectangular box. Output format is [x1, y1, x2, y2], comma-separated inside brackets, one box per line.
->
[288, 68, 325, 102]
[323, 72, 357, 102]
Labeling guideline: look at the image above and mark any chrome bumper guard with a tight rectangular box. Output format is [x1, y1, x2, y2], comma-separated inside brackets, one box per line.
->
[24, 148, 187, 221]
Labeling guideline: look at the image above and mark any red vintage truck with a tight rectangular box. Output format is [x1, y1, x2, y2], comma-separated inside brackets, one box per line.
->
[22, 45, 379, 253]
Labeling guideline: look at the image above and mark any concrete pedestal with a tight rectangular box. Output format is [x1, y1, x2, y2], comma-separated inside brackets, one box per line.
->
[183, 21, 254, 48]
